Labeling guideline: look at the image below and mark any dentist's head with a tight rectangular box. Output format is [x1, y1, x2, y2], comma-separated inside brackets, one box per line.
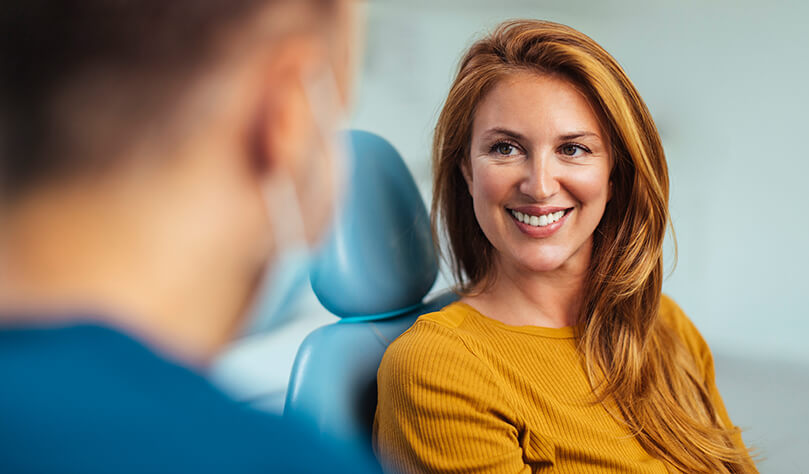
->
[0, 0, 356, 365]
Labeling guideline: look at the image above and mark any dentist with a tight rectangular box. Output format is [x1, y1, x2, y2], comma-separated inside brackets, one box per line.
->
[0, 1, 375, 472]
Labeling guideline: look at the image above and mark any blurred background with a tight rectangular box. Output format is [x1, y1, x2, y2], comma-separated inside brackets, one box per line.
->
[213, 1, 809, 471]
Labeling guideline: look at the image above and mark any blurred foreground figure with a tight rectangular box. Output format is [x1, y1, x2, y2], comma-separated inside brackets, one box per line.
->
[0, 1, 377, 472]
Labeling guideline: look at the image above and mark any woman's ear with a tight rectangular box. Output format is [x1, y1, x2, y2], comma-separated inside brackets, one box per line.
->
[460, 160, 474, 195]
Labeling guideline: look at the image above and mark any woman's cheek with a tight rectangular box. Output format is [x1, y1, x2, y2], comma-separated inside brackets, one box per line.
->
[475, 164, 517, 203]
[566, 168, 611, 208]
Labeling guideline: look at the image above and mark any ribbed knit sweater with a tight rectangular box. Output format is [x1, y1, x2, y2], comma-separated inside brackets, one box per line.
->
[373, 294, 748, 473]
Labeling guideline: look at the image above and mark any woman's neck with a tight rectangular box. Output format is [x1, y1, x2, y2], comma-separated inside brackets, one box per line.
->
[460, 241, 592, 329]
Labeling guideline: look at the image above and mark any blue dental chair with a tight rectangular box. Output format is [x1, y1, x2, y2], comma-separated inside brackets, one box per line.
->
[283, 130, 457, 464]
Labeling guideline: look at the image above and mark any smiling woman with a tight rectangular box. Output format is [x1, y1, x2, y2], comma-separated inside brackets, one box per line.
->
[373, 19, 757, 473]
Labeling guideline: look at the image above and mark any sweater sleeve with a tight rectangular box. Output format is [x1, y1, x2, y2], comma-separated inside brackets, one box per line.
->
[660, 295, 754, 465]
[373, 320, 531, 474]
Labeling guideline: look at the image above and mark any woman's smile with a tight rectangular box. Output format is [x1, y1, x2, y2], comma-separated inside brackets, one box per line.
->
[507, 206, 574, 238]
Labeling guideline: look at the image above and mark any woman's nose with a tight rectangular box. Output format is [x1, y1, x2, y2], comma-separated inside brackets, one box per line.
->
[519, 154, 560, 201]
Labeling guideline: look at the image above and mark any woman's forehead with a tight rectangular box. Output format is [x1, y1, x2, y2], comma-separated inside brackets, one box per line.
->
[472, 72, 605, 142]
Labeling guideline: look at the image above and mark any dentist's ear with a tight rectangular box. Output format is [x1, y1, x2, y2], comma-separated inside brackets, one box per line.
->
[252, 37, 327, 179]
[249, 32, 351, 249]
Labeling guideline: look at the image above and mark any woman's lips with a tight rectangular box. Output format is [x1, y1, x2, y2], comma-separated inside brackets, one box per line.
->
[507, 206, 573, 238]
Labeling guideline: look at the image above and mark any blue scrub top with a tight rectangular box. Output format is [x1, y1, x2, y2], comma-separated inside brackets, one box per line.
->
[0, 322, 379, 473]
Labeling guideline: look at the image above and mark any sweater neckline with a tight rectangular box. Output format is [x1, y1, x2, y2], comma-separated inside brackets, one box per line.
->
[452, 302, 578, 339]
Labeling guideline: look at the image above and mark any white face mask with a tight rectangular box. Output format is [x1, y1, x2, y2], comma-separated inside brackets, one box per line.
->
[240, 66, 350, 336]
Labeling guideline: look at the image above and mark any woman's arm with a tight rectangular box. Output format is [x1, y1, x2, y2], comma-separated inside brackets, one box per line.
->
[660, 295, 756, 466]
[373, 320, 533, 474]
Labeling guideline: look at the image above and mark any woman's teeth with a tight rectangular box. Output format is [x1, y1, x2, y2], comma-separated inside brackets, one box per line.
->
[510, 209, 566, 227]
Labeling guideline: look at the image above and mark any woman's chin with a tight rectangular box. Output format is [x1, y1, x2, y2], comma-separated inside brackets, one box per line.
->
[513, 255, 570, 274]
[503, 237, 592, 276]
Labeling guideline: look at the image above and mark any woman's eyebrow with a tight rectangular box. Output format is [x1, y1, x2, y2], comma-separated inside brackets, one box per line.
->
[481, 128, 601, 142]
[559, 131, 600, 140]
[481, 127, 527, 141]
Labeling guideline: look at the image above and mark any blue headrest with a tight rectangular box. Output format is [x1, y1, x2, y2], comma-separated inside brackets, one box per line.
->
[310, 130, 437, 321]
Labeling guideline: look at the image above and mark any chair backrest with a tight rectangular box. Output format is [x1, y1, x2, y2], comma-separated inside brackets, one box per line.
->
[284, 130, 457, 454]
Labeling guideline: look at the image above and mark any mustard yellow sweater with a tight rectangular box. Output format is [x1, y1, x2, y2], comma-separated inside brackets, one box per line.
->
[373, 295, 749, 473]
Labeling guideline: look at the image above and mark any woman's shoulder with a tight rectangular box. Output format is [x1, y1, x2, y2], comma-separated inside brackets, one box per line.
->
[378, 302, 491, 382]
[659, 293, 713, 370]
[411, 300, 478, 330]
[391, 301, 480, 347]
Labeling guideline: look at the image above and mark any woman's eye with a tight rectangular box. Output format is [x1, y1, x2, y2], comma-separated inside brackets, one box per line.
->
[559, 144, 589, 157]
[492, 142, 517, 156]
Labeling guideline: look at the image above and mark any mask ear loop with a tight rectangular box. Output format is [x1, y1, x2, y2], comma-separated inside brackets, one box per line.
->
[241, 66, 350, 336]
[299, 65, 354, 247]
[265, 64, 348, 260]
[237, 165, 310, 337]
[264, 171, 308, 256]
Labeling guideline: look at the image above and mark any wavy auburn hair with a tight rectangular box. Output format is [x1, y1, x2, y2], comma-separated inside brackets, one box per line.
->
[431, 19, 755, 473]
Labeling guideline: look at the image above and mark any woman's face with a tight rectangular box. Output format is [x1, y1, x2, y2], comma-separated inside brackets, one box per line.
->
[465, 72, 612, 276]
